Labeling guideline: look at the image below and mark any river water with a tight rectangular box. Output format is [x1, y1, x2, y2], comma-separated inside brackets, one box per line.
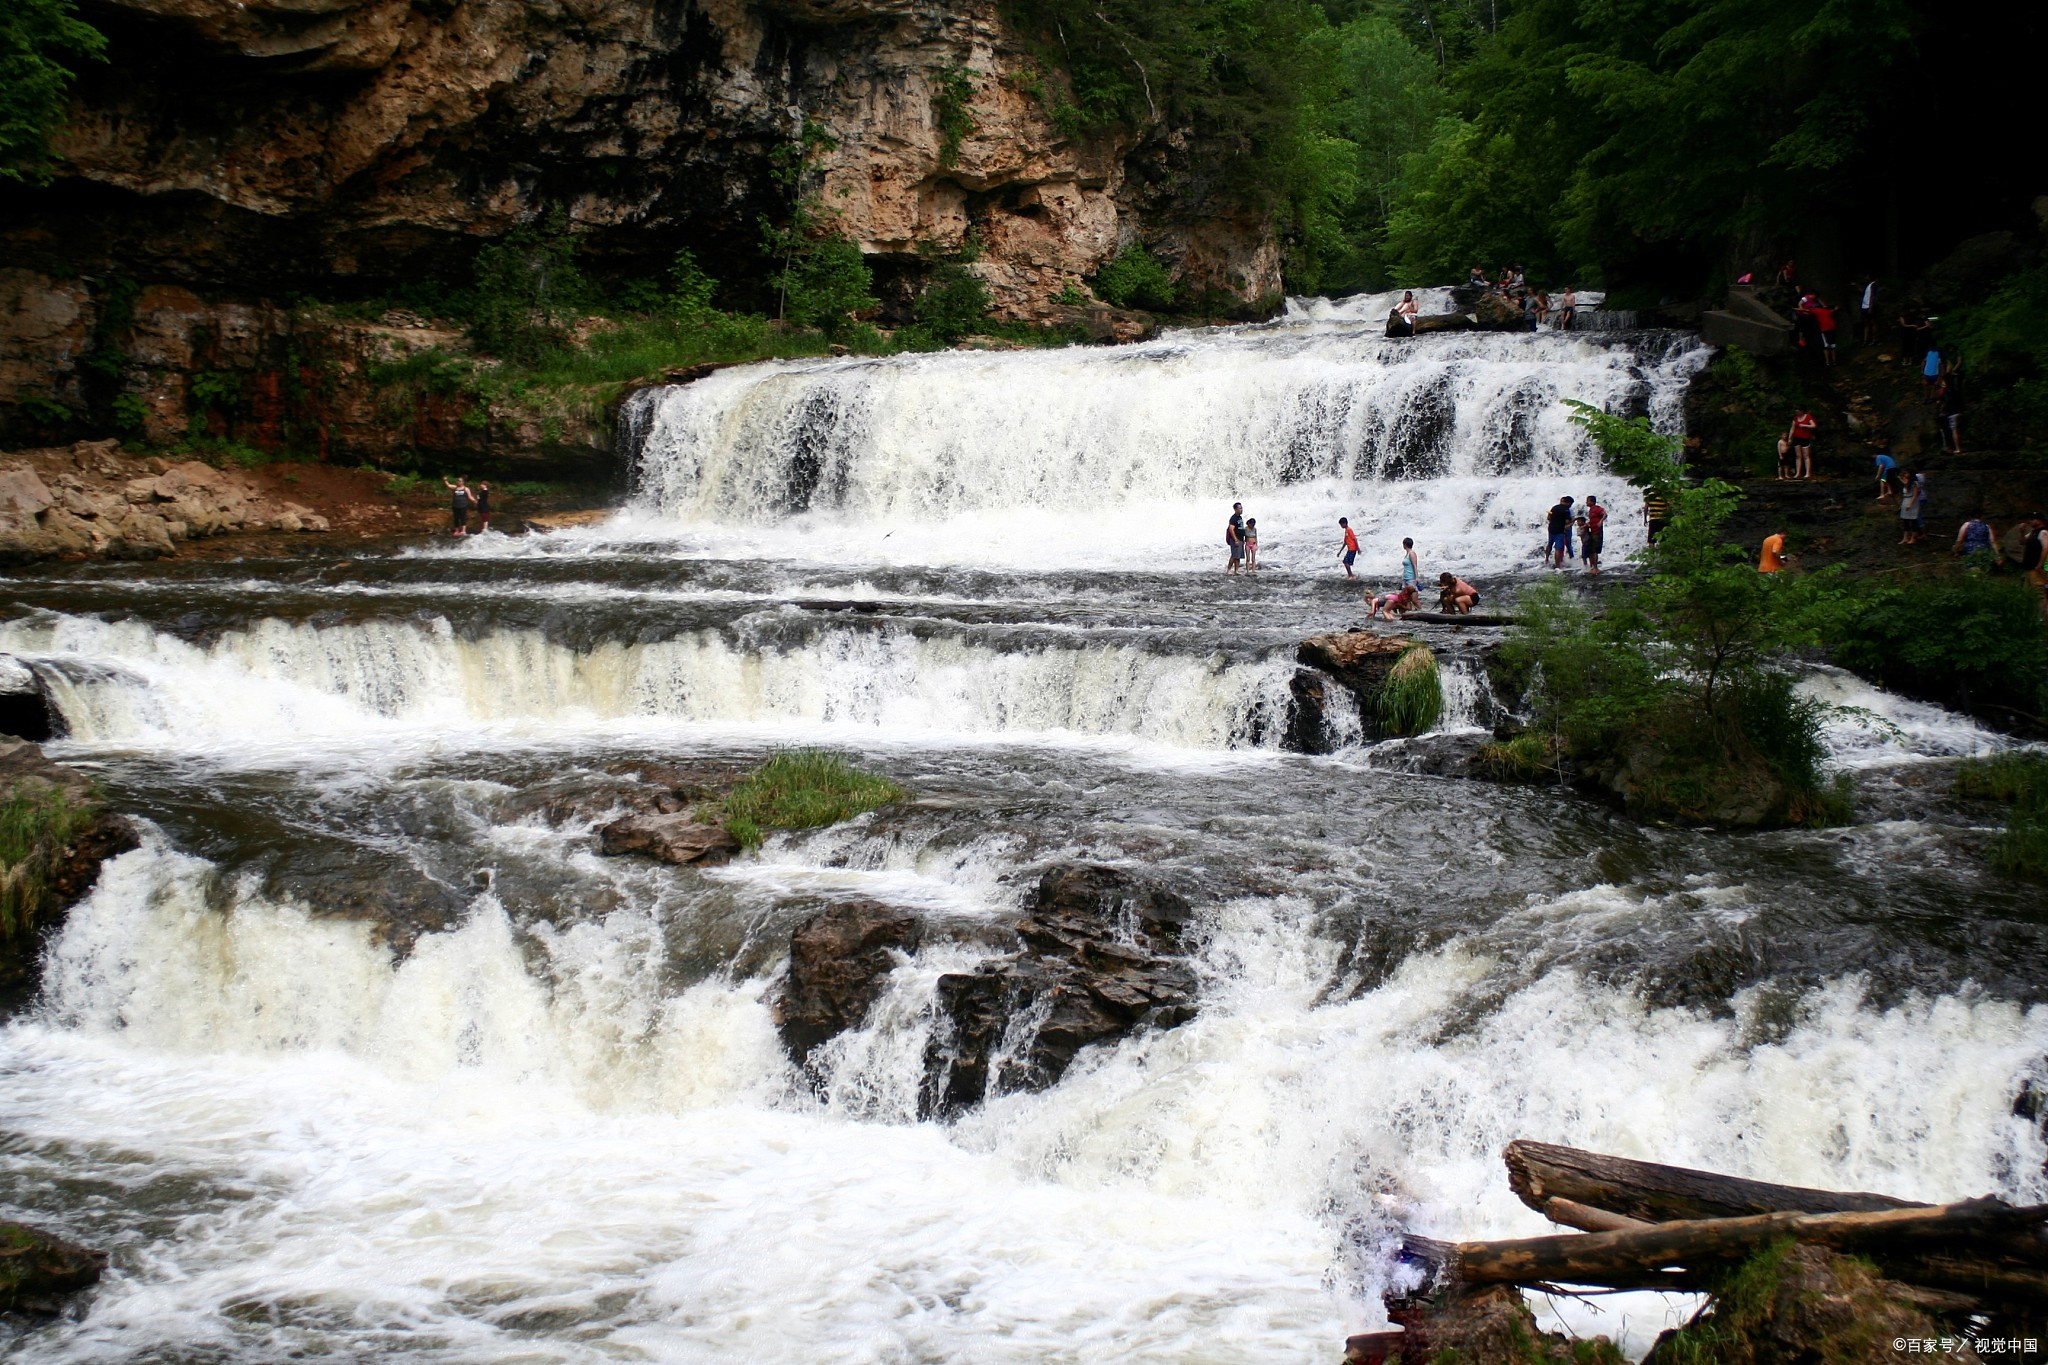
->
[2, 305, 2044, 1363]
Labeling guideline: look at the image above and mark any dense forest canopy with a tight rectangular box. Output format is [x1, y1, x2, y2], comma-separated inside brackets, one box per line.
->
[1004, 0, 2046, 300]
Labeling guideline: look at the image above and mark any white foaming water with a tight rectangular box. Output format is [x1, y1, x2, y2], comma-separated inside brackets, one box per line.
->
[1803, 665, 2009, 768]
[0, 613, 1295, 753]
[617, 320, 1707, 574]
[1279, 287, 1460, 322]
[10, 843, 2044, 1361]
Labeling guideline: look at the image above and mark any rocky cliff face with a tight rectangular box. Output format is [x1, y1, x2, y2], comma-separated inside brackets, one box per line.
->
[0, 0, 1282, 468]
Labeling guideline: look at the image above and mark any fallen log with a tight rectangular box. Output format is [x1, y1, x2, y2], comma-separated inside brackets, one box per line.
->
[1504, 1139, 1921, 1224]
[1540, 1196, 1646, 1233]
[1420, 1198, 2048, 1300]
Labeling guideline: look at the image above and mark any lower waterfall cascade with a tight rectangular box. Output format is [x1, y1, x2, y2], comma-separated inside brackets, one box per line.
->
[1, 298, 2043, 1364]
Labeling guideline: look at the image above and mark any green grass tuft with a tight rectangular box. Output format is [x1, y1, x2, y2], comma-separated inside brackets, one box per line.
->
[1376, 643, 1442, 737]
[1956, 752, 2048, 879]
[1475, 732, 1556, 782]
[710, 750, 905, 849]
[0, 786, 90, 944]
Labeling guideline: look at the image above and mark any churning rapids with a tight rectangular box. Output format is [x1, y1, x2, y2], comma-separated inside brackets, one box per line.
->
[3, 303, 2045, 1364]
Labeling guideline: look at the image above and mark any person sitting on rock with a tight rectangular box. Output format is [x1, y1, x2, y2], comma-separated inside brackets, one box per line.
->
[1438, 572, 1480, 614]
[1469, 265, 1490, 288]
[1394, 290, 1420, 335]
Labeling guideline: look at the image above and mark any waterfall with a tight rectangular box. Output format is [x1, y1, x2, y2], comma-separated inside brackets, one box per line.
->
[619, 319, 1709, 574]
[0, 613, 1300, 752]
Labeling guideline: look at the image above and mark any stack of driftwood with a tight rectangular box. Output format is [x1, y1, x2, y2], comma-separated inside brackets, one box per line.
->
[1347, 1140, 2047, 1363]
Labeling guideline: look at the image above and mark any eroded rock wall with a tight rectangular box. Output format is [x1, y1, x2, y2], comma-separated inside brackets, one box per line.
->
[0, 0, 1282, 466]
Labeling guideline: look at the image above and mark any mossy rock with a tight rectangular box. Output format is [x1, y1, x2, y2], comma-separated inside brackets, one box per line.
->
[1383, 1284, 1624, 1364]
[0, 1220, 107, 1312]
[1641, 1241, 1954, 1365]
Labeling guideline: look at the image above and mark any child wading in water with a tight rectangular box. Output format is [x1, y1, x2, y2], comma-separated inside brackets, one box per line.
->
[1244, 518, 1260, 570]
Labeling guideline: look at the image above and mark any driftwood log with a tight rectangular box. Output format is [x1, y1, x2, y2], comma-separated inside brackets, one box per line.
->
[1390, 1142, 2048, 1313]
[1504, 1139, 1920, 1224]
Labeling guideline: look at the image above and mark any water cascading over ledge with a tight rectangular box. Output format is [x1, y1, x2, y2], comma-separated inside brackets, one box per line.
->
[618, 323, 1709, 573]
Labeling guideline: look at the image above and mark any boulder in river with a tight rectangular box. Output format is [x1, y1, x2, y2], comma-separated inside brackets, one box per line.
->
[1298, 630, 1425, 739]
[0, 738, 140, 1008]
[776, 901, 924, 1066]
[0, 656, 58, 742]
[1471, 291, 1531, 332]
[0, 1220, 108, 1312]
[1285, 667, 1336, 754]
[597, 812, 741, 866]
[919, 864, 1198, 1120]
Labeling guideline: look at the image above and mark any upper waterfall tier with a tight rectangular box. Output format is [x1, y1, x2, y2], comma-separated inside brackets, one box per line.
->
[619, 318, 1709, 574]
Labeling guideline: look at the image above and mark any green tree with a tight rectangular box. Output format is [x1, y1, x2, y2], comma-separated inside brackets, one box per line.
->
[915, 262, 992, 340]
[0, 0, 104, 183]
[1295, 17, 1443, 291]
[1093, 244, 1177, 309]
[1500, 401, 1855, 825]
[1380, 0, 1921, 291]
[471, 212, 589, 363]
[776, 238, 879, 337]
[666, 249, 719, 320]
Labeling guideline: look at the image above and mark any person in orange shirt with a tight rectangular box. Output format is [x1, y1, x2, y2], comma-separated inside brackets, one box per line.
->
[1336, 516, 1360, 579]
[1758, 531, 1788, 573]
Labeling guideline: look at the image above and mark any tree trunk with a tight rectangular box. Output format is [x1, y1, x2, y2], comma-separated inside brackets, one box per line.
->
[1503, 1139, 1921, 1224]
[1436, 1199, 2048, 1299]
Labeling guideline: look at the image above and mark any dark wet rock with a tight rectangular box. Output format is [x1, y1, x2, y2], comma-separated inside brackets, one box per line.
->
[1385, 1284, 1622, 1364]
[1471, 291, 1531, 332]
[1640, 1244, 1951, 1365]
[257, 849, 466, 959]
[597, 813, 740, 866]
[0, 738, 139, 1009]
[1362, 731, 1494, 777]
[776, 901, 924, 1065]
[0, 1220, 107, 1313]
[1297, 630, 1415, 736]
[919, 864, 1198, 1119]
[497, 762, 746, 829]
[1285, 667, 1335, 755]
[0, 656, 58, 742]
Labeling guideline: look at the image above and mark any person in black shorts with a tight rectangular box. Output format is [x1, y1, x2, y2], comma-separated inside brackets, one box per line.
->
[444, 475, 474, 536]
[475, 481, 492, 532]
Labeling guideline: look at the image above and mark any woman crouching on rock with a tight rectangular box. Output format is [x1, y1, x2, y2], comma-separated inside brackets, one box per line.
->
[1438, 572, 1480, 614]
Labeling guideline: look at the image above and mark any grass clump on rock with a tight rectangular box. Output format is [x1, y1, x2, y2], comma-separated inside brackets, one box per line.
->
[713, 750, 905, 849]
[0, 785, 90, 944]
[1376, 643, 1443, 737]
[1955, 751, 2048, 879]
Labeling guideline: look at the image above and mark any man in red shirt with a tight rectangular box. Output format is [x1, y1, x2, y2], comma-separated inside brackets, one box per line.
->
[1812, 301, 1838, 367]
[1336, 517, 1360, 578]
[1582, 494, 1607, 573]
[1788, 410, 1819, 480]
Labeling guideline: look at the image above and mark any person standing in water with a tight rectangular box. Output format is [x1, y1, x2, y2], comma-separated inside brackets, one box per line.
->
[1225, 502, 1245, 573]
[1545, 495, 1574, 567]
[1244, 518, 1260, 571]
[1399, 536, 1418, 589]
[1582, 495, 1606, 574]
[1337, 516, 1360, 578]
[443, 475, 473, 537]
[474, 481, 492, 533]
